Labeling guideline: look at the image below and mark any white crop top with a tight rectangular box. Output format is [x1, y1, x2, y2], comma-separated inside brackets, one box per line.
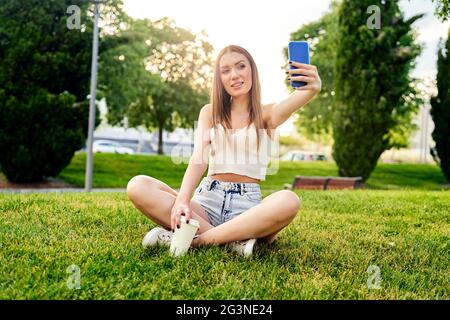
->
[207, 123, 278, 181]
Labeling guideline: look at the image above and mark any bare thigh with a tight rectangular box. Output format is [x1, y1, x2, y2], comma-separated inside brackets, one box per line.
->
[127, 175, 211, 229]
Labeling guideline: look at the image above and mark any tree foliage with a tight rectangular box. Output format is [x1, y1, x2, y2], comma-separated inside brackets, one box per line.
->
[0, 90, 87, 182]
[431, 0, 450, 21]
[286, 1, 421, 150]
[0, 0, 125, 181]
[333, 0, 423, 181]
[430, 30, 450, 181]
[99, 17, 213, 154]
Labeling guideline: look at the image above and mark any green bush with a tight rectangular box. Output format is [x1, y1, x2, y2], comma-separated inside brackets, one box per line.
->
[0, 0, 108, 182]
[0, 89, 88, 182]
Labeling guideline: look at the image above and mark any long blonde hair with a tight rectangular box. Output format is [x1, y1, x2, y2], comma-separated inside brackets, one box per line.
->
[210, 45, 265, 151]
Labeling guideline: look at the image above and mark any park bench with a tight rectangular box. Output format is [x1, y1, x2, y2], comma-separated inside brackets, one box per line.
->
[284, 176, 363, 190]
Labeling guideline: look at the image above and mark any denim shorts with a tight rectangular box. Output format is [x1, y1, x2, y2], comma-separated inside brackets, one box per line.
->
[192, 176, 262, 227]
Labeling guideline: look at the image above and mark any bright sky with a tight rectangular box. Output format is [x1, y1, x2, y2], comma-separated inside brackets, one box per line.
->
[122, 0, 450, 133]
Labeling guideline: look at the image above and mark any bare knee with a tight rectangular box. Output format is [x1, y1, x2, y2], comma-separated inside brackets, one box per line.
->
[127, 175, 154, 202]
[279, 190, 301, 221]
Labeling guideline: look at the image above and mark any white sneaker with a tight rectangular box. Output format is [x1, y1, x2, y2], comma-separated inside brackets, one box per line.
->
[229, 238, 257, 258]
[142, 227, 173, 248]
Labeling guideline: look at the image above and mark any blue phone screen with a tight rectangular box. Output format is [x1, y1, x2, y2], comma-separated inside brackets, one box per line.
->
[288, 41, 310, 88]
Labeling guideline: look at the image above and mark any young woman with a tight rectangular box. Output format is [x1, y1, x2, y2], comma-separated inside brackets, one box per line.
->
[127, 45, 321, 257]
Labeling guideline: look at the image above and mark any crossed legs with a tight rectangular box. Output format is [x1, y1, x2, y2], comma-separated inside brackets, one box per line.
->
[127, 175, 301, 247]
[191, 189, 301, 247]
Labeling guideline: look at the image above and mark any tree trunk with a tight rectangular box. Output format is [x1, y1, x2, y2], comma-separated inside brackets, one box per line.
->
[158, 126, 164, 155]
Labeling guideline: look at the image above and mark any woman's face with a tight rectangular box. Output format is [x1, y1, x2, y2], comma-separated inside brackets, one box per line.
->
[219, 52, 252, 97]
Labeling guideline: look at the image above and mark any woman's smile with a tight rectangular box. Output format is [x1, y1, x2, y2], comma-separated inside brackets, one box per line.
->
[231, 80, 244, 89]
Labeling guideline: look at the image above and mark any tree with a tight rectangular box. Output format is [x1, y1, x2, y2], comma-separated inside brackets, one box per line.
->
[99, 18, 213, 154]
[431, 0, 450, 21]
[0, 0, 126, 182]
[333, 0, 423, 181]
[0, 1, 94, 181]
[430, 30, 450, 181]
[286, 1, 421, 150]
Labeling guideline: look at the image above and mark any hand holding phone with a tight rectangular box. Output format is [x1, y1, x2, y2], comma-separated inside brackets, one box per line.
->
[287, 41, 310, 88]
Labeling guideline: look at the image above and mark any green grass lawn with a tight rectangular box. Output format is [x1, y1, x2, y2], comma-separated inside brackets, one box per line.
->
[58, 152, 448, 191]
[1, 153, 449, 299]
[0, 190, 448, 299]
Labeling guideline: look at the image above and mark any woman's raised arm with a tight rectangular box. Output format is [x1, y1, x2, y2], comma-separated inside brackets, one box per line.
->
[265, 61, 321, 129]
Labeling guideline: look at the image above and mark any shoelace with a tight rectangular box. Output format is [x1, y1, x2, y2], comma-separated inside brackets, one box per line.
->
[158, 232, 172, 243]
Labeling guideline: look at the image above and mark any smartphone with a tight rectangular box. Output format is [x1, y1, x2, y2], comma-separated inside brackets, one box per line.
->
[288, 41, 310, 88]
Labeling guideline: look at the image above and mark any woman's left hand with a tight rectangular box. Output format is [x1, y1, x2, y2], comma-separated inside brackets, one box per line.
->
[286, 61, 322, 93]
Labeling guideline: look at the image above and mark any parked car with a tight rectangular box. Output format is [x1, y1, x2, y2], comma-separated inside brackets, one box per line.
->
[92, 140, 135, 154]
[281, 150, 327, 161]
